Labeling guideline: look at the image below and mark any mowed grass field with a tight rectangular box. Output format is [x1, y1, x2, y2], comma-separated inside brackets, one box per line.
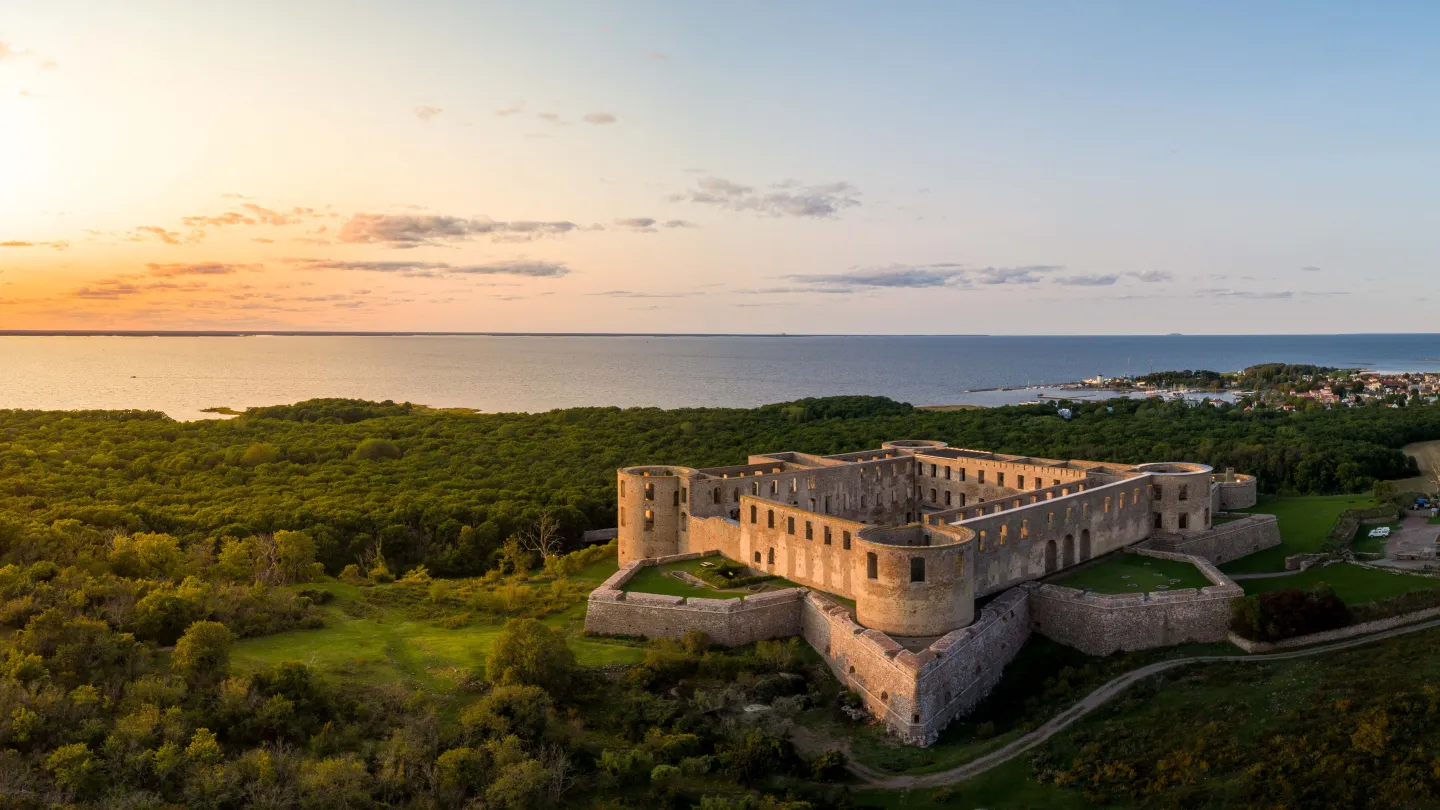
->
[621, 556, 801, 598]
[229, 555, 645, 694]
[1219, 494, 1379, 574]
[1239, 562, 1440, 604]
[1052, 554, 1211, 594]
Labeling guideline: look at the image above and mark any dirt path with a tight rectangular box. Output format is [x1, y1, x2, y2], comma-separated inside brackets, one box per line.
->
[844, 617, 1440, 790]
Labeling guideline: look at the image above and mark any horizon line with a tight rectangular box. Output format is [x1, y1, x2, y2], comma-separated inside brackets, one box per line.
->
[3, 330, 1440, 339]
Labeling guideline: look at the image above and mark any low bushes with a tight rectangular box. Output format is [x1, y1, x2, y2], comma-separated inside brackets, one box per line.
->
[1350, 586, 1440, 624]
[695, 559, 776, 590]
[1230, 584, 1351, 642]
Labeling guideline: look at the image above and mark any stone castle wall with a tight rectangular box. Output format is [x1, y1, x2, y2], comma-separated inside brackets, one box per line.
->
[801, 587, 1031, 745]
[1145, 514, 1281, 564]
[1213, 474, 1258, 510]
[1026, 549, 1242, 656]
[583, 552, 805, 646]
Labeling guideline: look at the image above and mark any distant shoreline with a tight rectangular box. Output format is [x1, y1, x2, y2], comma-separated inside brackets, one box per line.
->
[2, 331, 1438, 339]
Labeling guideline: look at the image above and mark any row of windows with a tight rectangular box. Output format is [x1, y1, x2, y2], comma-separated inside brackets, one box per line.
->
[749, 505, 853, 548]
[917, 461, 1067, 491]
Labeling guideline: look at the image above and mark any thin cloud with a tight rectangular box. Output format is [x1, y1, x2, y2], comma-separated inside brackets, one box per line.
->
[662, 220, 697, 228]
[583, 112, 617, 124]
[784, 263, 1063, 291]
[537, 112, 564, 125]
[414, 105, 443, 121]
[614, 217, 657, 232]
[1301, 266, 1322, 272]
[670, 176, 862, 219]
[591, 290, 695, 299]
[132, 226, 186, 245]
[287, 257, 572, 278]
[0, 240, 64, 250]
[181, 204, 315, 228]
[1128, 270, 1173, 283]
[336, 213, 579, 248]
[974, 265, 1060, 285]
[146, 262, 258, 277]
[1198, 288, 1294, 300]
[495, 103, 524, 117]
[1053, 274, 1120, 286]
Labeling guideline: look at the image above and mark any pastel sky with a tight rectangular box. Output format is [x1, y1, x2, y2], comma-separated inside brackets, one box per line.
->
[2, 1, 1438, 334]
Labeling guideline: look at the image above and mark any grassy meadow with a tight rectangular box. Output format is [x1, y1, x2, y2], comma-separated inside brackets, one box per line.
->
[1052, 553, 1212, 594]
[1218, 494, 1379, 574]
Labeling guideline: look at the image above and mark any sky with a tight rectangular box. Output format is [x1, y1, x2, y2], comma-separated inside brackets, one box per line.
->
[2, 0, 1438, 334]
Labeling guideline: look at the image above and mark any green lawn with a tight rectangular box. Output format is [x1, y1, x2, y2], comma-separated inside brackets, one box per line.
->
[1052, 553, 1211, 594]
[852, 758, 1092, 810]
[621, 556, 799, 598]
[1239, 562, 1440, 604]
[1218, 494, 1379, 574]
[1352, 521, 1402, 555]
[231, 574, 645, 693]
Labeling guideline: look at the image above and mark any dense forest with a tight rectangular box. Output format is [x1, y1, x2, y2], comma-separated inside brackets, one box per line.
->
[1, 394, 1435, 577]
[0, 394, 1438, 808]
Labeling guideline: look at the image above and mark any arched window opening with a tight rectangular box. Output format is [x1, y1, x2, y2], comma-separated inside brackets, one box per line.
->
[750, 505, 758, 523]
[767, 547, 775, 565]
[767, 509, 775, 528]
[786, 516, 795, 534]
[644, 483, 654, 501]
[644, 509, 655, 528]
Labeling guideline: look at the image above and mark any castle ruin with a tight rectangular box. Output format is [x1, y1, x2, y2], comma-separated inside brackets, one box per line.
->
[586, 441, 1278, 744]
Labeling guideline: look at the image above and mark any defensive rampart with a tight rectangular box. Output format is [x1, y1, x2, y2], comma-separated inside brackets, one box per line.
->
[1144, 514, 1282, 564]
[1025, 549, 1242, 656]
[803, 587, 1031, 745]
[583, 552, 805, 646]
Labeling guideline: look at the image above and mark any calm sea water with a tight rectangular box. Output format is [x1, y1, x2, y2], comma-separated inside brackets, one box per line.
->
[1, 334, 1438, 420]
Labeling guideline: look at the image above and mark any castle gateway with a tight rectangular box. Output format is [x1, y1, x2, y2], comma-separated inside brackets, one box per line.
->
[587, 441, 1275, 744]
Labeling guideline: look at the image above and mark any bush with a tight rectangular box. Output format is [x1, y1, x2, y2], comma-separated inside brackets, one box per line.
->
[485, 618, 575, 693]
[1231, 583, 1351, 642]
[239, 443, 281, 466]
[350, 438, 403, 462]
[809, 748, 847, 782]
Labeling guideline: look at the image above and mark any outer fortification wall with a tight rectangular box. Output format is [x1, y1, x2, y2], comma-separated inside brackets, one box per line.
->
[1145, 514, 1281, 565]
[1212, 471, 1258, 510]
[1026, 549, 1242, 656]
[583, 553, 804, 646]
[802, 587, 1030, 745]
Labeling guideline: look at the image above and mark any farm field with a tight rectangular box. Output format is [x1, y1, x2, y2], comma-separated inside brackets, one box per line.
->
[1219, 494, 1379, 574]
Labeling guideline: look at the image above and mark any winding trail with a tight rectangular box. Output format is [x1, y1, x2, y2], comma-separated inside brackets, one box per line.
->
[852, 616, 1440, 790]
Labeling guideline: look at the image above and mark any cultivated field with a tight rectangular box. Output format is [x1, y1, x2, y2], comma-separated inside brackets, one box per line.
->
[1391, 439, 1440, 494]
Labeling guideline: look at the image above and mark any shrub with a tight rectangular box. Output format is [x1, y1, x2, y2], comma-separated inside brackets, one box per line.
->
[485, 618, 575, 693]
[239, 443, 281, 466]
[810, 748, 847, 782]
[1231, 583, 1351, 642]
[350, 438, 403, 462]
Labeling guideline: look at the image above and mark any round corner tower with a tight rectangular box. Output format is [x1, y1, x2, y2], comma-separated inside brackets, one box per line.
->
[852, 525, 974, 637]
[617, 465, 699, 565]
[1136, 462, 1215, 535]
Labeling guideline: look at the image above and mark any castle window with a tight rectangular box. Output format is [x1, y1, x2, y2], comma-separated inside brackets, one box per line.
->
[713, 489, 722, 504]
[1179, 485, 1189, 501]
[1154, 512, 1163, 529]
[843, 531, 852, 550]
[978, 470, 985, 484]
[809, 498, 816, 512]
[860, 495, 867, 508]
[805, 520, 813, 540]
[1153, 484, 1163, 499]
[913, 714, 920, 724]
[768, 547, 775, 565]
[910, 556, 925, 583]
[945, 491, 952, 506]
[752, 482, 760, 496]
[680, 488, 687, 504]
[1179, 513, 1189, 530]
[999, 525, 1008, 544]
[1047, 512, 1054, 528]
[768, 510, 775, 528]
[754, 551, 762, 563]
[930, 488, 937, 503]
[955, 551, 965, 575]
[930, 463, 937, 477]
[770, 481, 778, 496]
[824, 495, 831, 513]
[620, 480, 625, 497]
[620, 507, 626, 527]
[733, 488, 740, 502]
[790, 478, 798, 494]
[945, 465, 951, 480]
[1021, 520, 1029, 538]
[644, 483, 654, 500]
[996, 472, 1005, 487]
[1053, 479, 1060, 487]
[673, 490, 680, 507]
[958, 468, 966, 482]
[1118, 492, 1125, 509]
[809, 476, 816, 490]
[1017, 475, 1026, 489]
[1104, 497, 1111, 514]
[824, 526, 832, 545]
[978, 530, 986, 550]
[866, 552, 878, 579]
[644, 509, 654, 528]
[750, 505, 758, 523]
[1134, 487, 1141, 503]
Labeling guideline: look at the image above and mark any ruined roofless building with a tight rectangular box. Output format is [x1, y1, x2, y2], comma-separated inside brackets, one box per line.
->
[590, 441, 1272, 744]
[614, 441, 1251, 636]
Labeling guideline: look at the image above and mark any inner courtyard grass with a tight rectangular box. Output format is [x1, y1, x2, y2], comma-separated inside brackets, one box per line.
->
[1218, 494, 1379, 574]
[1239, 561, 1440, 604]
[1052, 553, 1211, 594]
[620, 556, 799, 598]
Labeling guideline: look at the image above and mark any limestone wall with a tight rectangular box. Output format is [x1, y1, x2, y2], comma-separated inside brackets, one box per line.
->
[686, 514, 742, 561]
[1228, 605, 1440, 652]
[801, 587, 1031, 745]
[1144, 514, 1282, 564]
[1212, 473, 1258, 510]
[1026, 549, 1242, 656]
[963, 477, 1155, 597]
[583, 554, 805, 646]
[733, 496, 870, 598]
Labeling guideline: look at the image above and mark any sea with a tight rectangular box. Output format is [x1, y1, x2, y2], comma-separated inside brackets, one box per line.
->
[1, 333, 1438, 421]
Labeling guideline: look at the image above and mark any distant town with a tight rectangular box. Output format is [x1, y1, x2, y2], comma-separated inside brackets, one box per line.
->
[1073, 363, 1440, 410]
